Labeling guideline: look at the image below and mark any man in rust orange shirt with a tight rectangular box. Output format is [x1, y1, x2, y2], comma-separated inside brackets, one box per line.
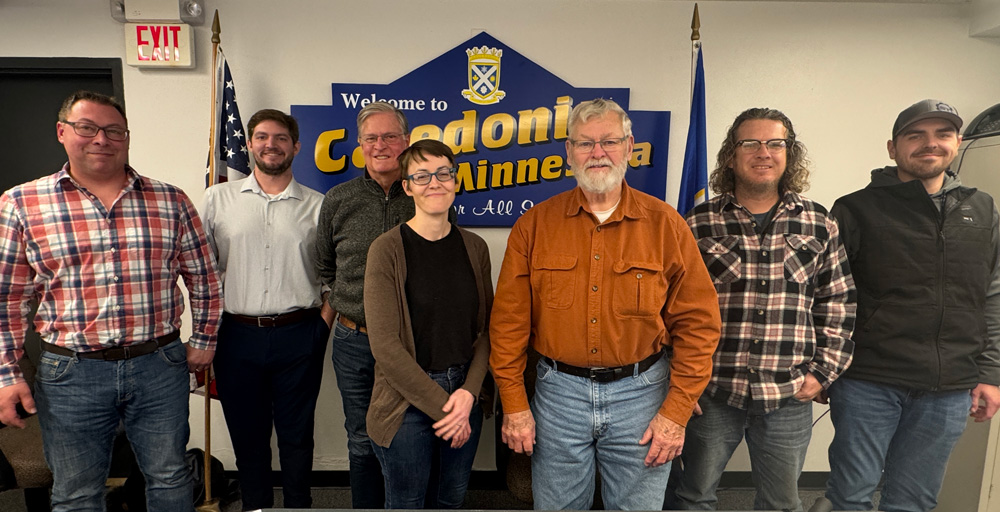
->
[490, 98, 721, 511]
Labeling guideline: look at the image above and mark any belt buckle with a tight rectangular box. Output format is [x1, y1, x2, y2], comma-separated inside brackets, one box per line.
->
[258, 316, 276, 327]
[589, 367, 617, 383]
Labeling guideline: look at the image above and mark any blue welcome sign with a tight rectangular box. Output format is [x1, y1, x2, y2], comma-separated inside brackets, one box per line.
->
[292, 32, 670, 227]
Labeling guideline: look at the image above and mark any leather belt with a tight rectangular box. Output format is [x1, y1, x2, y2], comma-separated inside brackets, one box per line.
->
[337, 314, 367, 334]
[41, 331, 180, 361]
[225, 308, 320, 328]
[543, 351, 662, 383]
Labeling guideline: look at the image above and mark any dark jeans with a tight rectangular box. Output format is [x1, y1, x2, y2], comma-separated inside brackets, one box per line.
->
[330, 321, 385, 508]
[670, 393, 812, 511]
[371, 365, 483, 509]
[214, 313, 329, 510]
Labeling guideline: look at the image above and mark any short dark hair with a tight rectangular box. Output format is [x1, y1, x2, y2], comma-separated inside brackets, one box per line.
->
[709, 107, 811, 195]
[248, 109, 300, 144]
[398, 139, 455, 180]
[58, 90, 126, 122]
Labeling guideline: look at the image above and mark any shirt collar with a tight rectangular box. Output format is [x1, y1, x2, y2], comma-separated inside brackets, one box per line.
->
[56, 164, 143, 191]
[563, 181, 645, 222]
[717, 191, 804, 215]
[240, 172, 304, 200]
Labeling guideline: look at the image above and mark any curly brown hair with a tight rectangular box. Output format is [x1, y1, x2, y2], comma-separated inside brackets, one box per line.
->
[709, 108, 810, 195]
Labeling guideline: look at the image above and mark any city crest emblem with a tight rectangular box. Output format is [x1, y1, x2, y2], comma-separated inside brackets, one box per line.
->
[462, 46, 506, 105]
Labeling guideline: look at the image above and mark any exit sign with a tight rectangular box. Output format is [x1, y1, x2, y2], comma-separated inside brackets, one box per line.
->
[124, 23, 195, 68]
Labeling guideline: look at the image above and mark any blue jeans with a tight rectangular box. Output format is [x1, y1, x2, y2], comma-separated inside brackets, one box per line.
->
[531, 353, 671, 511]
[214, 314, 329, 510]
[825, 377, 971, 512]
[370, 365, 483, 509]
[330, 320, 385, 508]
[671, 393, 812, 511]
[34, 339, 192, 512]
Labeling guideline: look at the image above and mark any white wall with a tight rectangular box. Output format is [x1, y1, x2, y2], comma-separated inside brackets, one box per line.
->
[3, 0, 1000, 473]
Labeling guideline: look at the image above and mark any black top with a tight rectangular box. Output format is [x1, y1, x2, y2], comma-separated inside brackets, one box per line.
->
[400, 223, 479, 371]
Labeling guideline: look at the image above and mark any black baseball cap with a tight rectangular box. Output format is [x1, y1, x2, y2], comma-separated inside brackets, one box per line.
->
[892, 100, 963, 138]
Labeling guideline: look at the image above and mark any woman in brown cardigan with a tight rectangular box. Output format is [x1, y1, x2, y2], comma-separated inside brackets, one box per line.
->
[363, 139, 493, 509]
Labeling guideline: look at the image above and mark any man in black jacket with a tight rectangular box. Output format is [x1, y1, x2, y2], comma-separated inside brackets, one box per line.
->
[821, 100, 1000, 512]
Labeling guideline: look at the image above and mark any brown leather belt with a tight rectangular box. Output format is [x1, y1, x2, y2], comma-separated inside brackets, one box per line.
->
[41, 331, 180, 361]
[543, 351, 662, 383]
[337, 314, 367, 334]
[225, 308, 320, 328]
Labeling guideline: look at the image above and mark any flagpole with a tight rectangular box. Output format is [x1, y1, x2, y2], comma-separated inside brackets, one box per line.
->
[690, 4, 701, 99]
[207, 11, 221, 187]
[200, 19, 222, 512]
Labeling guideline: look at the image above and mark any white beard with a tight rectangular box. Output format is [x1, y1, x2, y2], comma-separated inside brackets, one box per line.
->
[574, 157, 626, 194]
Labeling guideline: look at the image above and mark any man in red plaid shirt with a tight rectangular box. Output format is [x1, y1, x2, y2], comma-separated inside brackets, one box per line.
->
[0, 91, 223, 512]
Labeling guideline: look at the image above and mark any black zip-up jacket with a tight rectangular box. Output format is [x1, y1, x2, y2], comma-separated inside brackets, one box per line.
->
[831, 167, 1000, 390]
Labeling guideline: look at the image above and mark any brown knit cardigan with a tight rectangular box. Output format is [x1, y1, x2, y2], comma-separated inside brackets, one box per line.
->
[363, 224, 494, 448]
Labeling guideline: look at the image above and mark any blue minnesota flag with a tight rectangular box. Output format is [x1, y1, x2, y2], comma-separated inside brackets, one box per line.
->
[207, 47, 251, 187]
[678, 46, 708, 216]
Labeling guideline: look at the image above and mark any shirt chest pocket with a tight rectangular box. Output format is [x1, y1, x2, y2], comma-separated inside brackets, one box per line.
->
[532, 255, 578, 310]
[697, 236, 742, 284]
[612, 261, 664, 318]
[783, 234, 825, 284]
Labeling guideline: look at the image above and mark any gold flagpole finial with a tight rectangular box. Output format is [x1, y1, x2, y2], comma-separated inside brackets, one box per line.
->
[691, 4, 701, 42]
[211, 10, 221, 45]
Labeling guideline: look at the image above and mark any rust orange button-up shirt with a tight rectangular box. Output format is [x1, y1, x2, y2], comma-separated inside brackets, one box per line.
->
[490, 184, 721, 426]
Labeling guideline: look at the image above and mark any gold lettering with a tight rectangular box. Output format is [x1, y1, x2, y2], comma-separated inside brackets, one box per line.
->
[553, 96, 572, 140]
[540, 155, 564, 180]
[482, 113, 515, 149]
[476, 160, 488, 190]
[314, 129, 348, 174]
[443, 110, 478, 155]
[491, 161, 515, 188]
[516, 108, 551, 145]
[410, 124, 443, 143]
[630, 142, 652, 167]
[516, 158, 539, 184]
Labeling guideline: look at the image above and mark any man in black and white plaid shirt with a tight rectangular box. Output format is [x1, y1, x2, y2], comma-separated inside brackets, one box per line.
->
[668, 108, 856, 512]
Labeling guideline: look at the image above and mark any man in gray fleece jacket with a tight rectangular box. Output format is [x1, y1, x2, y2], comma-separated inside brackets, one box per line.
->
[316, 101, 414, 509]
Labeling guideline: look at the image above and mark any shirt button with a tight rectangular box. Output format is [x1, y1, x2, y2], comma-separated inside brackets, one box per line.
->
[762, 250, 769, 257]
[113, 276, 119, 282]
[754, 339, 760, 344]
[591, 318, 597, 324]
[592, 285, 598, 292]
[749, 368, 756, 374]
[594, 254, 600, 260]
[596, 226, 601, 232]
[758, 309, 764, 315]
[760, 280, 766, 286]
[636, 273, 643, 279]
[591, 348, 597, 354]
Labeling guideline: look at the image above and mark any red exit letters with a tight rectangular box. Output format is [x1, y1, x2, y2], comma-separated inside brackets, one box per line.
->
[135, 25, 181, 61]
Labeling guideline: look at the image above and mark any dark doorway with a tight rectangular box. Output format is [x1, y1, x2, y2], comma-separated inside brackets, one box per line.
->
[0, 57, 124, 195]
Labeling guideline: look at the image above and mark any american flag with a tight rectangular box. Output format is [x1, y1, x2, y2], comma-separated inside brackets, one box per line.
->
[206, 47, 251, 187]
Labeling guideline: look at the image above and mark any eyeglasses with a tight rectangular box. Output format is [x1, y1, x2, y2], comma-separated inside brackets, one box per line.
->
[735, 139, 789, 153]
[405, 168, 457, 186]
[359, 133, 404, 145]
[62, 120, 129, 141]
[568, 137, 628, 153]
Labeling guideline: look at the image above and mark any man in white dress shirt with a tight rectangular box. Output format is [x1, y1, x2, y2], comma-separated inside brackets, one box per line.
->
[201, 108, 334, 510]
